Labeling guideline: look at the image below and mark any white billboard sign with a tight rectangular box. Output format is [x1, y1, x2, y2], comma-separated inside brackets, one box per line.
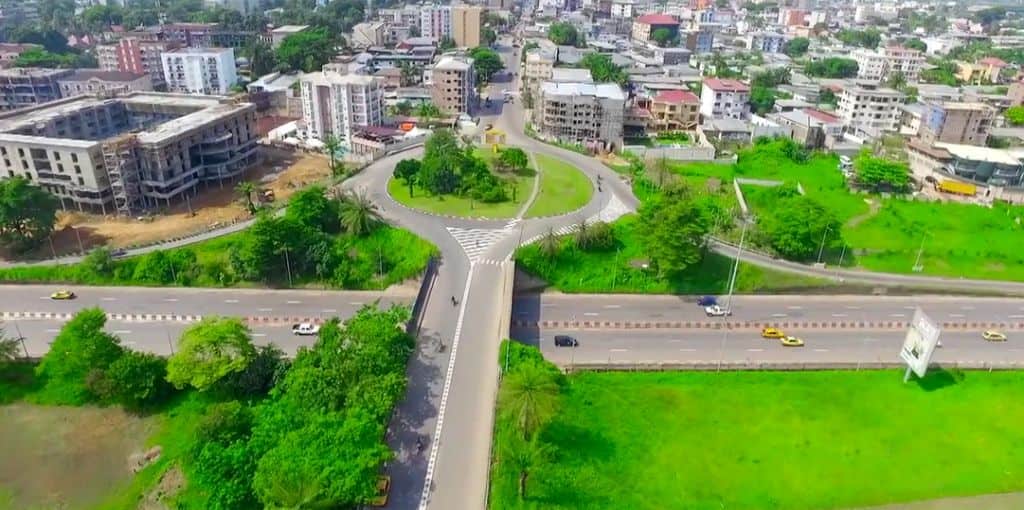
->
[899, 308, 941, 379]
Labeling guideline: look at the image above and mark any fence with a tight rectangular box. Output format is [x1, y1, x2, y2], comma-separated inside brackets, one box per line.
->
[621, 144, 716, 161]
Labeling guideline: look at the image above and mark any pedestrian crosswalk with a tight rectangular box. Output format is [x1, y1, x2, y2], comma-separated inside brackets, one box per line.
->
[447, 225, 514, 263]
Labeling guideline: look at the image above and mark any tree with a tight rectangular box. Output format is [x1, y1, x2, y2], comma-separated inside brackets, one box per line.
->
[757, 193, 840, 261]
[393, 159, 421, 197]
[750, 86, 777, 115]
[885, 71, 907, 91]
[547, 21, 579, 46]
[651, 27, 676, 47]
[275, 27, 336, 72]
[0, 329, 20, 364]
[578, 53, 627, 85]
[35, 308, 124, 404]
[496, 148, 529, 174]
[322, 134, 342, 176]
[783, 37, 810, 57]
[81, 4, 123, 30]
[804, 57, 859, 78]
[103, 351, 174, 410]
[246, 39, 277, 79]
[818, 88, 837, 106]
[415, 102, 442, 120]
[398, 62, 419, 86]
[166, 317, 257, 391]
[498, 364, 560, 440]
[538, 227, 560, 260]
[837, 28, 881, 49]
[468, 47, 504, 83]
[637, 189, 714, 276]
[501, 433, 553, 500]
[438, 36, 456, 51]
[854, 153, 911, 193]
[1006, 105, 1024, 126]
[482, 27, 497, 46]
[236, 181, 256, 214]
[419, 129, 464, 194]
[904, 38, 927, 52]
[975, 7, 1007, 28]
[338, 190, 382, 237]
[287, 185, 340, 234]
[0, 177, 59, 253]
[215, 344, 288, 399]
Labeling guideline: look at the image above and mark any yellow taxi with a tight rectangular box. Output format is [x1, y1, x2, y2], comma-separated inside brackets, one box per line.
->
[982, 330, 1007, 342]
[369, 475, 391, 507]
[781, 336, 805, 347]
[50, 289, 76, 300]
[761, 327, 784, 339]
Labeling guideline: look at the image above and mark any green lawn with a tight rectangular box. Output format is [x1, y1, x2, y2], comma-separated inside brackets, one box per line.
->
[525, 153, 593, 218]
[388, 176, 534, 219]
[491, 367, 1024, 509]
[516, 215, 831, 294]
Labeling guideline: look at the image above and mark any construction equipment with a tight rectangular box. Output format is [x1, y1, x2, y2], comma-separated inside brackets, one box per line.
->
[102, 134, 143, 215]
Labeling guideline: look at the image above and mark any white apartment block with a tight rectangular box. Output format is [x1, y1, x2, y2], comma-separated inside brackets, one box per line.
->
[537, 82, 625, 150]
[420, 5, 452, 40]
[700, 78, 751, 120]
[300, 71, 385, 149]
[745, 32, 787, 53]
[852, 46, 925, 82]
[838, 82, 905, 136]
[161, 47, 237, 95]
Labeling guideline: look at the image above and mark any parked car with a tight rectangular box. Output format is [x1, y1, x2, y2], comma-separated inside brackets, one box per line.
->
[697, 296, 718, 307]
[292, 323, 320, 336]
[761, 327, 784, 339]
[781, 336, 805, 347]
[983, 330, 1007, 342]
[554, 335, 579, 347]
[704, 305, 732, 317]
[50, 289, 76, 300]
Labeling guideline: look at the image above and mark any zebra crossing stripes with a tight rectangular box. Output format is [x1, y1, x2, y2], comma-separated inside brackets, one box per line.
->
[446, 226, 511, 263]
[592, 193, 630, 224]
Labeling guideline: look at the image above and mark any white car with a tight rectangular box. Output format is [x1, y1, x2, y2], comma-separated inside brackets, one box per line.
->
[704, 305, 732, 317]
[292, 323, 320, 336]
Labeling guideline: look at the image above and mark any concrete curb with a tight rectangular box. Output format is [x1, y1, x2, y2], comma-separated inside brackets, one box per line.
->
[561, 361, 1024, 371]
[512, 319, 1024, 331]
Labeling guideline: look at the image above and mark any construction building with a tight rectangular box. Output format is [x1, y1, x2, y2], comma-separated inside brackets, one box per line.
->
[58, 70, 154, 98]
[918, 101, 995, 146]
[0, 68, 74, 111]
[431, 56, 476, 115]
[0, 92, 258, 214]
[536, 81, 626, 150]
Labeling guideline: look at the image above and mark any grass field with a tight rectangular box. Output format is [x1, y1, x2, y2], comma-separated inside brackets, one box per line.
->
[490, 367, 1024, 510]
[525, 153, 593, 218]
[387, 175, 534, 218]
[515, 215, 831, 294]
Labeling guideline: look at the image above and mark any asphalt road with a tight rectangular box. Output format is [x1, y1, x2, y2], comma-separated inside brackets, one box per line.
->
[513, 293, 1024, 325]
[519, 328, 1023, 367]
[0, 284, 414, 318]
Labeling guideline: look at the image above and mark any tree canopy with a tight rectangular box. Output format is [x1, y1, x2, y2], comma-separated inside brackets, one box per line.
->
[804, 57, 859, 78]
[35, 308, 124, 404]
[904, 38, 927, 52]
[468, 46, 504, 83]
[637, 185, 716, 276]
[578, 53, 627, 85]
[0, 177, 59, 253]
[1006, 105, 1024, 126]
[275, 27, 337, 73]
[547, 22, 581, 46]
[854, 153, 911, 193]
[836, 28, 881, 49]
[651, 28, 677, 47]
[166, 317, 257, 391]
[783, 37, 810, 57]
[756, 190, 841, 261]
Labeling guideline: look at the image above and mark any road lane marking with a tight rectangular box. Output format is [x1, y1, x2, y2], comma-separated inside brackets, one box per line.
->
[771, 313, 787, 317]
[831, 313, 848, 318]
[668, 339, 682, 343]
[949, 313, 965, 318]
[322, 309, 337, 313]
[787, 306, 803, 310]
[349, 301, 364, 305]
[122, 341, 136, 346]
[609, 348, 628, 352]
[164, 298, 178, 302]
[541, 303, 557, 307]
[1009, 314, 1024, 319]
[746, 348, 764, 352]
[45, 329, 60, 333]
[679, 348, 697, 352]
[903, 306, 916, 310]
[252, 333, 267, 338]
[864, 338, 880, 342]
[112, 329, 132, 334]
[286, 300, 301, 304]
[889, 313, 905, 318]
[258, 308, 273, 312]
[845, 305, 862, 310]
[101, 297, 117, 301]
[603, 304, 621, 309]
[39, 296, 50, 300]
[224, 299, 239, 303]
[814, 348, 830, 352]
[583, 312, 599, 316]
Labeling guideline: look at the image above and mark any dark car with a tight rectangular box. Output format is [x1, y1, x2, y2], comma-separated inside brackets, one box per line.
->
[554, 335, 578, 347]
[697, 296, 718, 307]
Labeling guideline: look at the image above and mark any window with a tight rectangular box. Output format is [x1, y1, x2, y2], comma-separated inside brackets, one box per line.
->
[78, 177, 84, 185]
[75, 165, 81, 174]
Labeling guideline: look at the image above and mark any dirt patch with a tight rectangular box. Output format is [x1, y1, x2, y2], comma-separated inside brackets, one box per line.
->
[138, 465, 185, 510]
[855, 492, 1024, 510]
[845, 198, 881, 228]
[0, 403, 157, 509]
[10, 146, 331, 259]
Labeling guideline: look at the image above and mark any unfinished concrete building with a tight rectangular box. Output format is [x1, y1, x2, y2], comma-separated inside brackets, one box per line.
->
[0, 92, 258, 214]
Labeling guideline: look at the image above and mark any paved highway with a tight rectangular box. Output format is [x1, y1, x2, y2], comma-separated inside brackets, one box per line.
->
[513, 293, 1024, 325]
[519, 328, 1024, 367]
[0, 284, 413, 318]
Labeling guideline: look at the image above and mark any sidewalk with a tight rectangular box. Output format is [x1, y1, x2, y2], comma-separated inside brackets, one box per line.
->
[856, 492, 1024, 510]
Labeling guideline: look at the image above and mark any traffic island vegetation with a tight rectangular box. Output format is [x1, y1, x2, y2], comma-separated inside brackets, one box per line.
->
[489, 342, 1024, 509]
[0, 304, 412, 509]
[0, 185, 436, 289]
[524, 153, 593, 218]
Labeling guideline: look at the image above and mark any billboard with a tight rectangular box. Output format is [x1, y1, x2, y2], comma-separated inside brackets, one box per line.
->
[899, 308, 941, 379]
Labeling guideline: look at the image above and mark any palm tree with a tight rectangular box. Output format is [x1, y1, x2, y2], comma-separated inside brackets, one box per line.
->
[236, 181, 256, 214]
[539, 227, 560, 260]
[501, 434, 553, 500]
[498, 364, 560, 440]
[399, 62, 419, 86]
[338, 190, 383, 236]
[323, 135, 341, 176]
[573, 219, 590, 250]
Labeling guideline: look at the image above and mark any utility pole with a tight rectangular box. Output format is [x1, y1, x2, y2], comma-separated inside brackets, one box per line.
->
[912, 233, 927, 272]
[284, 247, 293, 287]
[14, 321, 27, 358]
[73, 227, 84, 253]
[48, 235, 57, 260]
[725, 220, 748, 312]
[816, 225, 831, 264]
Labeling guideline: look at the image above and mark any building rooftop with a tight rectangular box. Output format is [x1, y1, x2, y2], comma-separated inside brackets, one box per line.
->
[934, 142, 1021, 166]
[703, 78, 750, 92]
[550, 68, 593, 83]
[61, 70, 148, 82]
[636, 14, 678, 25]
[653, 89, 699, 104]
[0, 67, 71, 78]
[165, 47, 233, 55]
[978, 57, 1008, 67]
[303, 71, 381, 87]
[541, 81, 625, 100]
[271, 25, 310, 35]
[434, 56, 473, 71]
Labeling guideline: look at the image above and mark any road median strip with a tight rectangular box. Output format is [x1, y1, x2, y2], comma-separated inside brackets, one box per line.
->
[512, 319, 1024, 331]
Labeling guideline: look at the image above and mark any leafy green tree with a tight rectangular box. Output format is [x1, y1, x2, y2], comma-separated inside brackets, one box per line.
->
[498, 363, 560, 440]
[651, 27, 676, 47]
[419, 129, 464, 194]
[1005, 105, 1024, 126]
[438, 36, 456, 51]
[547, 21, 579, 46]
[496, 147, 529, 174]
[286, 185, 340, 234]
[837, 28, 881, 49]
[275, 27, 336, 72]
[215, 344, 288, 399]
[482, 27, 497, 46]
[904, 38, 927, 52]
[194, 439, 259, 510]
[750, 86, 777, 115]
[885, 71, 907, 91]
[757, 193, 840, 261]
[166, 317, 257, 391]
[500, 433, 553, 500]
[322, 134, 341, 176]
[196, 401, 254, 446]
[804, 57, 859, 78]
[854, 152, 911, 192]
[35, 308, 123, 404]
[81, 247, 115, 278]
[783, 37, 810, 57]
[398, 63, 419, 87]
[637, 187, 714, 276]
[538, 227, 560, 260]
[818, 88, 837, 106]
[236, 181, 256, 214]
[103, 351, 174, 410]
[230, 214, 313, 283]
[14, 48, 79, 68]
[975, 7, 1007, 28]
[0, 177, 58, 253]
[578, 53, 627, 85]
[393, 159, 421, 196]
[415, 102, 442, 119]
[81, 4, 123, 30]
[468, 46, 504, 83]
[338, 191, 382, 237]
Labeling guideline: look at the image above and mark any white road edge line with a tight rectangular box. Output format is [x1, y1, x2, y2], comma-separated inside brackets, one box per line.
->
[252, 333, 267, 338]
[609, 348, 628, 352]
[603, 304, 621, 309]
[419, 260, 477, 510]
[771, 313, 787, 318]
[747, 348, 764, 352]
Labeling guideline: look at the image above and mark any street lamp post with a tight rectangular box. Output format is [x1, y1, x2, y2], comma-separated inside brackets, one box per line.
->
[912, 233, 927, 272]
[816, 225, 832, 264]
[72, 227, 84, 253]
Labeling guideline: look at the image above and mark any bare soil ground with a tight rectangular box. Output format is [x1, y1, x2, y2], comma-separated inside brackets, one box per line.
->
[18, 147, 330, 259]
[0, 404, 157, 509]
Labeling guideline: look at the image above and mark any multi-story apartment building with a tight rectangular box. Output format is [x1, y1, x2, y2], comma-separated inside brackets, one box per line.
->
[379, 6, 421, 27]
[852, 46, 926, 82]
[631, 14, 679, 43]
[956, 57, 1008, 84]
[745, 32, 787, 53]
[699, 78, 751, 120]
[420, 5, 453, 41]
[918, 101, 994, 146]
[300, 71, 384, 149]
[0, 68, 73, 111]
[452, 5, 483, 48]
[97, 38, 179, 91]
[161, 47, 237, 95]
[431, 56, 475, 115]
[524, 50, 556, 83]
[650, 89, 700, 131]
[837, 81, 905, 135]
[0, 43, 39, 68]
[0, 92, 257, 214]
[351, 22, 388, 48]
[58, 71, 153, 98]
[682, 29, 714, 54]
[537, 82, 625, 150]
